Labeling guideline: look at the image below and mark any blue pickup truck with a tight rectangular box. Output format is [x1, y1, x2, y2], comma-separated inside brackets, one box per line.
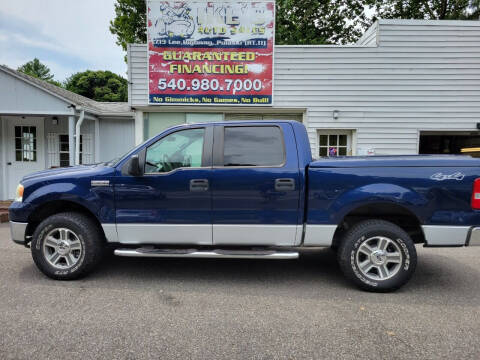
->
[9, 120, 480, 291]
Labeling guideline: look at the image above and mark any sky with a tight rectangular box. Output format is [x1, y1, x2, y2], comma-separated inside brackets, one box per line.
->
[0, 0, 127, 82]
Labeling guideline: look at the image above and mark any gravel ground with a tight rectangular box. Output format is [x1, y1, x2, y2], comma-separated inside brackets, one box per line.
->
[0, 222, 479, 359]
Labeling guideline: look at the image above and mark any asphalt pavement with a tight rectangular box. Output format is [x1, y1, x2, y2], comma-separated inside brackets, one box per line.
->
[0, 222, 479, 360]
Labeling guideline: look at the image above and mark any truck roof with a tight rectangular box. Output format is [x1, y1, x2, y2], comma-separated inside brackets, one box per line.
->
[176, 120, 301, 126]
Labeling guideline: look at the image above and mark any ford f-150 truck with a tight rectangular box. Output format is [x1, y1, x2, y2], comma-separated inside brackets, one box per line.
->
[9, 121, 480, 291]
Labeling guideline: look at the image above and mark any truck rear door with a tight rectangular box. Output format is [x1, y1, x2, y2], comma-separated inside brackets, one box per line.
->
[211, 123, 301, 246]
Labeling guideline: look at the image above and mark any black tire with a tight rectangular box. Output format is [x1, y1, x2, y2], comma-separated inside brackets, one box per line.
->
[31, 212, 104, 280]
[337, 219, 417, 292]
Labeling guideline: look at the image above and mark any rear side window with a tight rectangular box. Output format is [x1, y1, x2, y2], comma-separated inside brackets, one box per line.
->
[223, 126, 285, 167]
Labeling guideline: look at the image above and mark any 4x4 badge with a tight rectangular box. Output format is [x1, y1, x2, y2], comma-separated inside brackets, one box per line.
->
[430, 172, 465, 181]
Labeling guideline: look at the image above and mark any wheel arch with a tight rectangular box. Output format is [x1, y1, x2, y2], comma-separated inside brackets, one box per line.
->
[25, 200, 106, 243]
[332, 201, 425, 248]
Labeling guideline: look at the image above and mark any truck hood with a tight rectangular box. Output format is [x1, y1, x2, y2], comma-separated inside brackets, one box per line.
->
[309, 155, 480, 168]
[21, 164, 113, 183]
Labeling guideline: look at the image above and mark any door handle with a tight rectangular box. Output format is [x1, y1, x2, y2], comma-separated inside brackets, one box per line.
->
[190, 179, 209, 192]
[275, 178, 295, 191]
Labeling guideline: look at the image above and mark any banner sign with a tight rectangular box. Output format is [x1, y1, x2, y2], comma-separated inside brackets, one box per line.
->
[147, 1, 275, 105]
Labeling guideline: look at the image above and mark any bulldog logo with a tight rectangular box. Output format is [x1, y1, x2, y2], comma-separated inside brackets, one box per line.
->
[154, 3, 195, 38]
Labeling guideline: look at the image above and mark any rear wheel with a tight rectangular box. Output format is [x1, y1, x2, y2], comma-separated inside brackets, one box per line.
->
[337, 219, 417, 292]
[31, 212, 104, 280]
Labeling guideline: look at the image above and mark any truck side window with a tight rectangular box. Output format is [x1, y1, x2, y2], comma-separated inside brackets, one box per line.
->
[145, 128, 205, 173]
[223, 126, 285, 167]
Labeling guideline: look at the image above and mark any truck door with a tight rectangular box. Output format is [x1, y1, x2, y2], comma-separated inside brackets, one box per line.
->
[114, 125, 213, 244]
[211, 123, 301, 246]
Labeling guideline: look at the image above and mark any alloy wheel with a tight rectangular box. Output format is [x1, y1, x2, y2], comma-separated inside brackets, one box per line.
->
[355, 236, 403, 281]
[42, 228, 83, 269]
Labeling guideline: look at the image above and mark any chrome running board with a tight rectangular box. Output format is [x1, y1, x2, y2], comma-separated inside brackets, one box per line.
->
[114, 248, 299, 259]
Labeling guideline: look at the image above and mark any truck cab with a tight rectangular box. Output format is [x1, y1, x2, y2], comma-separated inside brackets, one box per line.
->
[112, 121, 307, 246]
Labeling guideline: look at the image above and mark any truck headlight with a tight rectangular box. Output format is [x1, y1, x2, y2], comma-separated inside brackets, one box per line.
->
[15, 184, 24, 202]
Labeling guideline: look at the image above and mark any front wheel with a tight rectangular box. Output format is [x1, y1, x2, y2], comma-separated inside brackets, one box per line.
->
[337, 219, 417, 292]
[31, 212, 104, 280]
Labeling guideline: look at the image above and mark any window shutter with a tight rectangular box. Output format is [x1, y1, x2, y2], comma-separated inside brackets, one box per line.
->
[47, 133, 59, 168]
[82, 134, 93, 164]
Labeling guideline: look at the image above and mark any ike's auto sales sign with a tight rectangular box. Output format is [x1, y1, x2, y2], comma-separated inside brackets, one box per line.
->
[147, 1, 275, 105]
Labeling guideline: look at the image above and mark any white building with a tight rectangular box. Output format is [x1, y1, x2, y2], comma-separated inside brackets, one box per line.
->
[0, 65, 135, 200]
[128, 19, 480, 156]
[1, 19, 479, 201]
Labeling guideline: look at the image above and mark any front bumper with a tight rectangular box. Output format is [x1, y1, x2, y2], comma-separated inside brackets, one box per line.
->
[8, 201, 32, 223]
[10, 221, 28, 245]
[467, 227, 480, 246]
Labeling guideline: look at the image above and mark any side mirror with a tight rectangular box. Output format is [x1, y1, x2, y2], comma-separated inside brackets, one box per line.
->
[128, 155, 143, 176]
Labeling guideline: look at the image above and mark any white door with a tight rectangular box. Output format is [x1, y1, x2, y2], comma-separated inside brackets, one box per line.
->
[6, 117, 45, 199]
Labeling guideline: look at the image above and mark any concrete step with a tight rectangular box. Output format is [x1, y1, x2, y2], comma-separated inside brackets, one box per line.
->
[0, 201, 11, 222]
[0, 211, 8, 223]
[0, 201, 12, 211]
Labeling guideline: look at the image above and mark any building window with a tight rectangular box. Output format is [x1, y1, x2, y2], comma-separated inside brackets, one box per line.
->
[59, 134, 83, 167]
[15, 126, 37, 162]
[144, 112, 223, 140]
[419, 131, 480, 156]
[186, 113, 223, 124]
[318, 130, 352, 157]
[224, 113, 303, 121]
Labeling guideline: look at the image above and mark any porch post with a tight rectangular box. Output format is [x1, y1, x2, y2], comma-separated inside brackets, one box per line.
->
[75, 110, 85, 165]
[1, 117, 7, 200]
[68, 115, 75, 166]
[94, 118, 100, 163]
[134, 110, 143, 145]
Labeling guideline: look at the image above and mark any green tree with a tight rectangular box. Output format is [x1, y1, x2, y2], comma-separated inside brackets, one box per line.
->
[64, 70, 128, 102]
[109, 0, 369, 52]
[110, 0, 147, 54]
[368, 0, 479, 20]
[275, 0, 368, 45]
[17, 58, 62, 86]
